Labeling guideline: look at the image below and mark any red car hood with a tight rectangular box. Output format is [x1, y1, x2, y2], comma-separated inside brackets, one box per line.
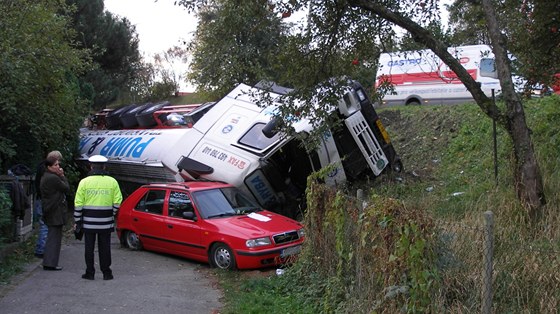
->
[207, 210, 303, 238]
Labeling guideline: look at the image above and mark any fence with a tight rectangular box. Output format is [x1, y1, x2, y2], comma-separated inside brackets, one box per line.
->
[0, 175, 35, 244]
[355, 189, 560, 313]
[431, 210, 560, 313]
[303, 184, 560, 313]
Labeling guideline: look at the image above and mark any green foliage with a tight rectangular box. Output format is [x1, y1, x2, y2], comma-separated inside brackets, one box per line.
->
[0, 232, 35, 284]
[0, 188, 13, 246]
[299, 176, 439, 313]
[187, 0, 289, 99]
[0, 0, 90, 171]
[217, 96, 560, 313]
[217, 270, 316, 314]
[66, 0, 141, 109]
[446, 0, 490, 45]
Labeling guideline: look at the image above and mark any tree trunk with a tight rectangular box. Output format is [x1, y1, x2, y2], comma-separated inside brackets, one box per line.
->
[350, 0, 546, 219]
[481, 0, 546, 219]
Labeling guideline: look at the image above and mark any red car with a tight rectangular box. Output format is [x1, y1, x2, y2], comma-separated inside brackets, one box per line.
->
[116, 181, 305, 270]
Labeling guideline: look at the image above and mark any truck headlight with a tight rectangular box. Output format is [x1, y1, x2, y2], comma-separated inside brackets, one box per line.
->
[246, 237, 271, 248]
[298, 228, 305, 238]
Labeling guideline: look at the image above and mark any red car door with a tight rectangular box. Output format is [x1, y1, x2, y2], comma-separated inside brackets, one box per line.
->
[164, 190, 204, 259]
[129, 189, 169, 250]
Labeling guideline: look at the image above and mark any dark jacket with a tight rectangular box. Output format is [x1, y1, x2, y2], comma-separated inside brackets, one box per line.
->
[35, 161, 46, 199]
[40, 171, 70, 226]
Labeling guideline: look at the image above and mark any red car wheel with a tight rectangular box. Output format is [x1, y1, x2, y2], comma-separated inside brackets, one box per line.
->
[210, 243, 236, 270]
[124, 230, 142, 251]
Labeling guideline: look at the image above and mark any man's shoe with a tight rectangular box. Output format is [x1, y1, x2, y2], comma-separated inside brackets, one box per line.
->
[81, 274, 94, 280]
[43, 266, 62, 271]
[34, 253, 43, 258]
[103, 274, 114, 280]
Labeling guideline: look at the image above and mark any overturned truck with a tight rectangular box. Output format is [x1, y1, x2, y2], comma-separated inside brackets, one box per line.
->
[78, 81, 402, 218]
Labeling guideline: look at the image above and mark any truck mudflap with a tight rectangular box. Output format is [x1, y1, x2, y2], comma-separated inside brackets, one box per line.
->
[343, 111, 389, 176]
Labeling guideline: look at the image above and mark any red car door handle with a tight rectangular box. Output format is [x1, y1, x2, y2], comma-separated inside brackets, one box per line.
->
[133, 218, 138, 222]
[167, 225, 173, 229]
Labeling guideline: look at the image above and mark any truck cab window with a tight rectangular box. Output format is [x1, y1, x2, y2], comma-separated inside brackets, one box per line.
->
[238, 123, 281, 151]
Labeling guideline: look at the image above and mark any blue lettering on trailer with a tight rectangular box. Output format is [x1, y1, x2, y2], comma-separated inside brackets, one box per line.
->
[98, 137, 155, 158]
[79, 137, 93, 151]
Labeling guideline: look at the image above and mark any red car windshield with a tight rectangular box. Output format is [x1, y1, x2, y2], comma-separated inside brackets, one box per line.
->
[192, 187, 260, 219]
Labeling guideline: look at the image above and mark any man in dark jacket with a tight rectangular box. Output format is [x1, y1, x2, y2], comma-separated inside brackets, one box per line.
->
[40, 155, 69, 271]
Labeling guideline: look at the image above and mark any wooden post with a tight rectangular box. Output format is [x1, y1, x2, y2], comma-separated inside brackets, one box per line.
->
[356, 189, 364, 211]
[481, 211, 494, 314]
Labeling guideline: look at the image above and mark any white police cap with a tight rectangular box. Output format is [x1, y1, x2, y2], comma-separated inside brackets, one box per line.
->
[88, 155, 108, 163]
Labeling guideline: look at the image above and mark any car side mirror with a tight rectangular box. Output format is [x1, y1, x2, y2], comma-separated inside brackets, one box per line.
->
[182, 211, 197, 221]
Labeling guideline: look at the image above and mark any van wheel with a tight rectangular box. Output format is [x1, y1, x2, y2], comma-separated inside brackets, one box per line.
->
[406, 99, 421, 106]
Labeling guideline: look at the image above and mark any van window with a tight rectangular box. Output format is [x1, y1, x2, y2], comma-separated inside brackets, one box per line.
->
[238, 123, 280, 150]
[480, 58, 497, 78]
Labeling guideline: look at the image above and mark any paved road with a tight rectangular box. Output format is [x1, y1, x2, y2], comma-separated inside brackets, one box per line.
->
[0, 233, 223, 314]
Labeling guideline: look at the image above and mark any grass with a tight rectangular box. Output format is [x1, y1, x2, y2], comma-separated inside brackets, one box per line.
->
[215, 95, 560, 313]
[0, 235, 35, 285]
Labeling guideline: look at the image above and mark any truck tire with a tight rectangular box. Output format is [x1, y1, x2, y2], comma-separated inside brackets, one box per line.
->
[136, 101, 169, 127]
[120, 104, 152, 129]
[106, 104, 137, 129]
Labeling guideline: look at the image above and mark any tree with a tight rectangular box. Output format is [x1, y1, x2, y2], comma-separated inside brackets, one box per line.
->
[186, 0, 291, 99]
[118, 47, 187, 104]
[446, 0, 490, 45]
[151, 46, 187, 99]
[65, 0, 141, 110]
[179, 0, 546, 219]
[0, 0, 90, 170]
[446, 0, 560, 92]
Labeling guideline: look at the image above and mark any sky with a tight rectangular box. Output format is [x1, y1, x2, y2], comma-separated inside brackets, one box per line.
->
[104, 0, 196, 91]
[104, 0, 196, 56]
[103, 0, 450, 91]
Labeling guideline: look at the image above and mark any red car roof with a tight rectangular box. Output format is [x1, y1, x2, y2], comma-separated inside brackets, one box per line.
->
[142, 181, 232, 191]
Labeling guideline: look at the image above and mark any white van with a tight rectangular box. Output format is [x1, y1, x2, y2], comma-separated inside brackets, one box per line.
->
[376, 45, 502, 106]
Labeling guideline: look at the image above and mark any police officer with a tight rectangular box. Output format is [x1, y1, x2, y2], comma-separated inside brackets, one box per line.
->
[74, 155, 122, 280]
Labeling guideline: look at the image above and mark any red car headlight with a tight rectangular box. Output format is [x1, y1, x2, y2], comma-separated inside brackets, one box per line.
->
[246, 237, 272, 248]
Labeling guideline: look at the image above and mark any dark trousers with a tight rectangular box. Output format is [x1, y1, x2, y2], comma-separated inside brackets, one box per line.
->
[84, 232, 112, 276]
[43, 225, 62, 267]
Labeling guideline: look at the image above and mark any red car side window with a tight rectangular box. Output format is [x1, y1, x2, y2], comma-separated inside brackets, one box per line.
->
[168, 191, 194, 218]
[135, 189, 166, 215]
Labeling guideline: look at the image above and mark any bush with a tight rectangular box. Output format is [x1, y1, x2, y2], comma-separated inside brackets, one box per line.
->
[0, 187, 14, 247]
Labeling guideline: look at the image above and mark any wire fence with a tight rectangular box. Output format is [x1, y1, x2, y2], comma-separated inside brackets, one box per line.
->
[434, 212, 560, 313]
[303, 184, 560, 313]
